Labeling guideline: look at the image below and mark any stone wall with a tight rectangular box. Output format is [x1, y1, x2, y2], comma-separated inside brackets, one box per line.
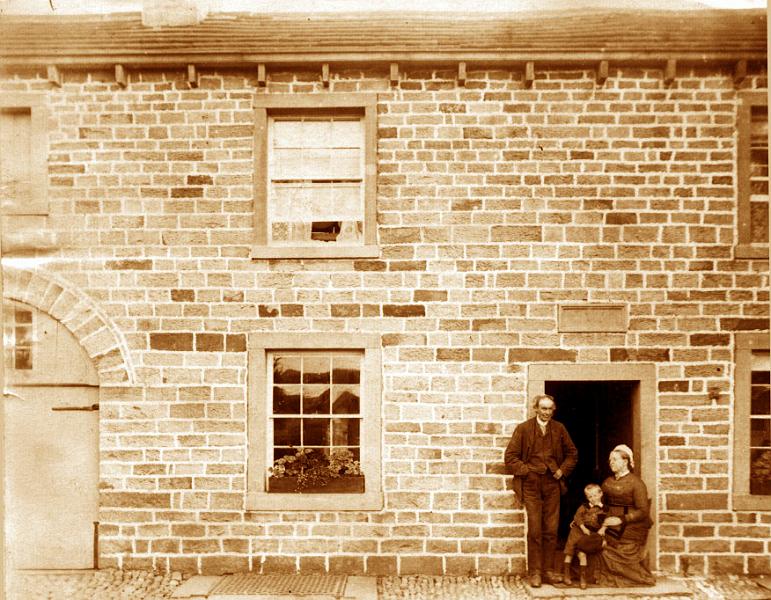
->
[1, 62, 769, 576]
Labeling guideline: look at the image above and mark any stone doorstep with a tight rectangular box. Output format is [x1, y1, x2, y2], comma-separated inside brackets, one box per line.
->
[172, 575, 376, 600]
[527, 577, 691, 599]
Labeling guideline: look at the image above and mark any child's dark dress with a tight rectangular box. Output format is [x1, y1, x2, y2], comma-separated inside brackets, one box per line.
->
[564, 502, 607, 556]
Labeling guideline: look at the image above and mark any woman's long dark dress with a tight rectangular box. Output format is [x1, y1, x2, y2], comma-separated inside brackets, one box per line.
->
[595, 472, 656, 587]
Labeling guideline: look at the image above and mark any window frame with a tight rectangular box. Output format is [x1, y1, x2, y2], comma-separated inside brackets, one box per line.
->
[246, 332, 383, 511]
[0, 92, 48, 216]
[250, 93, 379, 260]
[735, 90, 768, 259]
[732, 332, 771, 511]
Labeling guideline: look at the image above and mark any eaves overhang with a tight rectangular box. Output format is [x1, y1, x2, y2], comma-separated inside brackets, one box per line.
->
[0, 10, 766, 70]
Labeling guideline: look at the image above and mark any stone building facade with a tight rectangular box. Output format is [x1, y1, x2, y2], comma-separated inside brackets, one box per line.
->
[0, 6, 768, 579]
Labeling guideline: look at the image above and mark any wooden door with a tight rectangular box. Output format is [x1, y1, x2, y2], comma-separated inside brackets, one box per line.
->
[3, 300, 100, 570]
[4, 387, 99, 569]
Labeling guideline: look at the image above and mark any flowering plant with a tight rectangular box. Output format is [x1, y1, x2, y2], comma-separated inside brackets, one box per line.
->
[269, 447, 362, 490]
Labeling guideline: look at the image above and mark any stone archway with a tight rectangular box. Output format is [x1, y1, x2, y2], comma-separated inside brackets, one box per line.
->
[2, 265, 135, 384]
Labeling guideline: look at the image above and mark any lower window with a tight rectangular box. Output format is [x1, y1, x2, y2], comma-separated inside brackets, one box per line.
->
[247, 333, 382, 510]
[733, 332, 771, 510]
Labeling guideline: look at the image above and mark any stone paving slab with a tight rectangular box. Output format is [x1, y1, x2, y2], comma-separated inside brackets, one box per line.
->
[173, 574, 377, 600]
[172, 575, 223, 599]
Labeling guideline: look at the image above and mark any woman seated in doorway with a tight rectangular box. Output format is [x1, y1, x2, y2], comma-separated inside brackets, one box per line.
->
[595, 444, 656, 587]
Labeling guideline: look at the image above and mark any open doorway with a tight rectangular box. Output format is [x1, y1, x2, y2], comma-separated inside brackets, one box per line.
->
[545, 381, 637, 542]
[528, 363, 657, 568]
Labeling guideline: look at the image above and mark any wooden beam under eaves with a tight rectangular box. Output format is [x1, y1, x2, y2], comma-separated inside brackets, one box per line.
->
[525, 61, 535, 88]
[390, 62, 399, 86]
[257, 63, 266, 87]
[664, 59, 676, 85]
[322, 63, 330, 87]
[734, 59, 747, 85]
[115, 64, 127, 88]
[458, 62, 467, 87]
[187, 64, 198, 88]
[47, 65, 61, 87]
[596, 60, 608, 86]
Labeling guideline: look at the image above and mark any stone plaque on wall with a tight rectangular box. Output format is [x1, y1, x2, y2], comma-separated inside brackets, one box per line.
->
[558, 304, 628, 333]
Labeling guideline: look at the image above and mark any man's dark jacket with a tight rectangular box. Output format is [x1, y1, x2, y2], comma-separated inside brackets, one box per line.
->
[504, 417, 578, 502]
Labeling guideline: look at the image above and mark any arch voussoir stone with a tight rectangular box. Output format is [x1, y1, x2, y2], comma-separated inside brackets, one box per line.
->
[3, 265, 135, 385]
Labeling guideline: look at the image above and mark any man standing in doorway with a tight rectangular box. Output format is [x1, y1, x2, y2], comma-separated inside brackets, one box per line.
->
[505, 394, 578, 588]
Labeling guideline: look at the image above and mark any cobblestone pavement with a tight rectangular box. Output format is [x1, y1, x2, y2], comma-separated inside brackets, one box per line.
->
[7, 571, 771, 600]
[7, 569, 186, 600]
[378, 576, 771, 600]
[377, 576, 771, 600]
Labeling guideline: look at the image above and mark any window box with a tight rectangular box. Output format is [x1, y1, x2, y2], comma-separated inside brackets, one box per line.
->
[267, 475, 365, 494]
[250, 93, 378, 260]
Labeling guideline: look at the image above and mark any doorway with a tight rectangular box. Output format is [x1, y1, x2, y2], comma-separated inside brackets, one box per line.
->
[3, 300, 100, 570]
[528, 363, 657, 567]
[545, 380, 637, 541]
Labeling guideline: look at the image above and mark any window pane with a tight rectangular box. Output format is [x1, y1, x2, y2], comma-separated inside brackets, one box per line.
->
[273, 447, 296, 462]
[271, 185, 308, 222]
[333, 355, 361, 383]
[332, 418, 360, 446]
[303, 356, 330, 384]
[752, 370, 770, 385]
[750, 448, 771, 495]
[272, 120, 306, 147]
[303, 385, 330, 414]
[14, 348, 31, 370]
[272, 148, 306, 179]
[751, 385, 770, 415]
[14, 326, 31, 347]
[750, 200, 769, 243]
[749, 108, 769, 245]
[303, 418, 330, 446]
[751, 418, 770, 447]
[273, 418, 301, 446]
[331, 120, 362, 148]
[14, 308, 32, 324]
[274, 355, 301, 383]
[272, 148, 360, 181]
[273, 385, 301, 414]
[332, 385, 360, 414]
[297, 120, 334, 147]
[751, 351, 770, 371]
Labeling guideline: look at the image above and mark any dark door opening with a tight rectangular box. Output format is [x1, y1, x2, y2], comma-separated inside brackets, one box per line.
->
[544, 380, 637, 544]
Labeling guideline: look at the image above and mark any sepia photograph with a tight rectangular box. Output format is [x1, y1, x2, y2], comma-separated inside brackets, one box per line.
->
[0, 0, 768, 598]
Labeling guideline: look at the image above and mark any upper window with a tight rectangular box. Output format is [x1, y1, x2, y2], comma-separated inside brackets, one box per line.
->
[251, 94, 378, 259]
[733, 332, 771, 510]
[246, 332, 382, 511]
[0, 93, 48, 216]
[736, 91, 768, 259]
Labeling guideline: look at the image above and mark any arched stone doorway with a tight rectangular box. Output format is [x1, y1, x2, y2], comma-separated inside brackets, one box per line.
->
[4, 299, 100, 569]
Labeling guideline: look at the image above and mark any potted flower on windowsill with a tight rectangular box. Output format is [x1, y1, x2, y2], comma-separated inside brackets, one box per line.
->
[268, 447, 365, 493]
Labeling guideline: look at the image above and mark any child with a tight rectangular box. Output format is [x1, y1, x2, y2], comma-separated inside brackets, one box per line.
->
[562, 483, 607, 588]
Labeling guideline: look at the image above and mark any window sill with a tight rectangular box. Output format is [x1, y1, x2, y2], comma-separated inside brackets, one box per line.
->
[250, 244, 380, 260]
[735, 244, 769, 259]
[732, 494, 771, 511]
[247, 490, 383, 511]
